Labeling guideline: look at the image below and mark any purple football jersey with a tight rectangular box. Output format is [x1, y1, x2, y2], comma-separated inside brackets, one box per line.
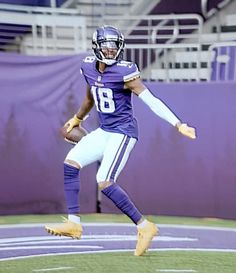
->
[80, 56, 140, 139]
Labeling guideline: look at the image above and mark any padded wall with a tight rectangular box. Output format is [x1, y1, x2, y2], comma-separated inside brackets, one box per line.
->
[0, 52, 235, 219]
[101, 81, 236, 220]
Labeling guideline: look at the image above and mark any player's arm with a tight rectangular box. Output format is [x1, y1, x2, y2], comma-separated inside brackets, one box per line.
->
[125, 78, 196, 139]
[65, 84, 94, 132]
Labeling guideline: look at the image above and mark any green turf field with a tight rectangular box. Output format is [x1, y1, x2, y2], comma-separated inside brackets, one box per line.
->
[1, 251, 236, 273]
[1, 213, 236, 228]
[1, 214, 236, 273]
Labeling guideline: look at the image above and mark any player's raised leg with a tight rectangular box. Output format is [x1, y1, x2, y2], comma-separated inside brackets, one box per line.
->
[45, 129, 107, 239]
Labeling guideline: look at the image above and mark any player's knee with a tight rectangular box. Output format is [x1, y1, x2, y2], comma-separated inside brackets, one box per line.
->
[64, 159, 81, 169]
[98, 181, 113, 190]
[96, 172, 112, 189]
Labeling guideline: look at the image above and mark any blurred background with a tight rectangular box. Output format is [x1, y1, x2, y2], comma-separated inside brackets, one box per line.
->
[0, 0, 235, 219]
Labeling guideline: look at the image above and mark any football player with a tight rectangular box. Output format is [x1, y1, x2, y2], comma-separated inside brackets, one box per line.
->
[45, 26, 196, 256]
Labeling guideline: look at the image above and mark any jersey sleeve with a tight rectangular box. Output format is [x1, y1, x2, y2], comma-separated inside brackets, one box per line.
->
[118, 61, 140, 82]
[80, 58, 86, 78]
[80, 65, 89, 84]
[80, 56, 96, 85]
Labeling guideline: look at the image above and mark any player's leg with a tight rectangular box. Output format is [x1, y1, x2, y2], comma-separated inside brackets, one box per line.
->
[97, 133, 142, 223]
[63, 128, 107, 218]
[45, 128, 108, 238]
[96, 132, 158, 256]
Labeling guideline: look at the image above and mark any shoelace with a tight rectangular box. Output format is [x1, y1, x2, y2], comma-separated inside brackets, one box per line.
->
[137, 230, 144, 240]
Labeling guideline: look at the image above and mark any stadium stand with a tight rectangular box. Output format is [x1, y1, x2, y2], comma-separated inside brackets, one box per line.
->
[0, 0, 236, 81]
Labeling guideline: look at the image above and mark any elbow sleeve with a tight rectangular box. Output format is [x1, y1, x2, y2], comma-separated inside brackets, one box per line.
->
[138, 89, 180, 126]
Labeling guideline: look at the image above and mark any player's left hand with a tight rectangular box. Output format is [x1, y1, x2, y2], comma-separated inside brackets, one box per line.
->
[64, 115, 82, 133]
[177, 123, 196, 139]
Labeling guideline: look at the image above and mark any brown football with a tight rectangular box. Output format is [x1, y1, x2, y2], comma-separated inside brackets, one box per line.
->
[60, 125, 88, 144]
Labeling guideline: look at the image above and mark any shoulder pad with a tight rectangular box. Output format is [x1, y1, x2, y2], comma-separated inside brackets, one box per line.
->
[116, 61, 140, 82]
[117, 61, 134, 69]
[83, 56, 96, 63]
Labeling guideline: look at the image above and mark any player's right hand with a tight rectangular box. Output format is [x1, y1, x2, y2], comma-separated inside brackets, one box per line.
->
[64, 115, 82, 133]
[177, 123, 196, 139]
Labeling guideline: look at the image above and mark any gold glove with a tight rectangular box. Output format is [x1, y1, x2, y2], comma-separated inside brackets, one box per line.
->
[178, 123, 196, 139]
[64, 115, 82, 133]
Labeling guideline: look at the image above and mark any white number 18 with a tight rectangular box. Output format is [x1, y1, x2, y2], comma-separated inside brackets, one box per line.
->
[91, 86, 115, 113]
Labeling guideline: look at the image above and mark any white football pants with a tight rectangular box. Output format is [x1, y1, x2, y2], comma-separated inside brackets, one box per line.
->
[65, 128, 137, 183]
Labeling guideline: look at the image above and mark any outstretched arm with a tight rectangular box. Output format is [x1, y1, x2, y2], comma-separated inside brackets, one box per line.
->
[125, 78, 196, 139]
[65, 85, 94, 132]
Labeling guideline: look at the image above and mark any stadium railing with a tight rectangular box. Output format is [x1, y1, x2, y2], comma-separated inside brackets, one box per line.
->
[1, 4, 236, 82]
[0, 3, 86, 54]
[102, 14, 206, 81]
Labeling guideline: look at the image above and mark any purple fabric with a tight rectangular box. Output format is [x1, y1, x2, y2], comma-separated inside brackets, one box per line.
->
[211, 46, 236, 81]
[0, 0, 66, 7]
[1, 52, 236, 219]
[64, 163, 80, 214]
[0, 52, 97, 215]
[102, 183, 142, 224]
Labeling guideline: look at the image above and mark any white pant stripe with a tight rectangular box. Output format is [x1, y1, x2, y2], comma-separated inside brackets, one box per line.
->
[105, 135, 127, 181]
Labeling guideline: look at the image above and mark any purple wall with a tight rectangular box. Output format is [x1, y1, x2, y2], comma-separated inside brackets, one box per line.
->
[101, 82, 236, 220]
[0, 52, 98, 215]
[0, 52, 235, 219]
[211, 46, 236, 81]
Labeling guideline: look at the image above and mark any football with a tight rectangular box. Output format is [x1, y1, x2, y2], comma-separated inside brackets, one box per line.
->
[60, 125, 88, 144]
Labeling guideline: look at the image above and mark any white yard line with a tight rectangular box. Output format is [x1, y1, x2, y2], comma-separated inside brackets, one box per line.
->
[0, 245, 103, 251]
[156, 269, 197, 272]
[0, 223, 236, 232]
[0, 235, 198, 245]
[33, 267, 73, 272]
[1, 248, 236, 261]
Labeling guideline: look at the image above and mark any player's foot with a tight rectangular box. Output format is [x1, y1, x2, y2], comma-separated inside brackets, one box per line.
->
[45, 217, 83, 239]
[134, 221, 158, 256]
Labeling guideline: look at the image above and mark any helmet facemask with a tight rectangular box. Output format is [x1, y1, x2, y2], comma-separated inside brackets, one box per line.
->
[92, 26, 125, 65]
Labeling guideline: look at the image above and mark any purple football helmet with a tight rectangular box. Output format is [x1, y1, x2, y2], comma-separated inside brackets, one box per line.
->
[92, 25, 125, 65]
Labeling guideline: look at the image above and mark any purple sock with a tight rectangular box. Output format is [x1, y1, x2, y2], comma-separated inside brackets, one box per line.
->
[64, 163, 80, 214]
[102, 183, 142, 224]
